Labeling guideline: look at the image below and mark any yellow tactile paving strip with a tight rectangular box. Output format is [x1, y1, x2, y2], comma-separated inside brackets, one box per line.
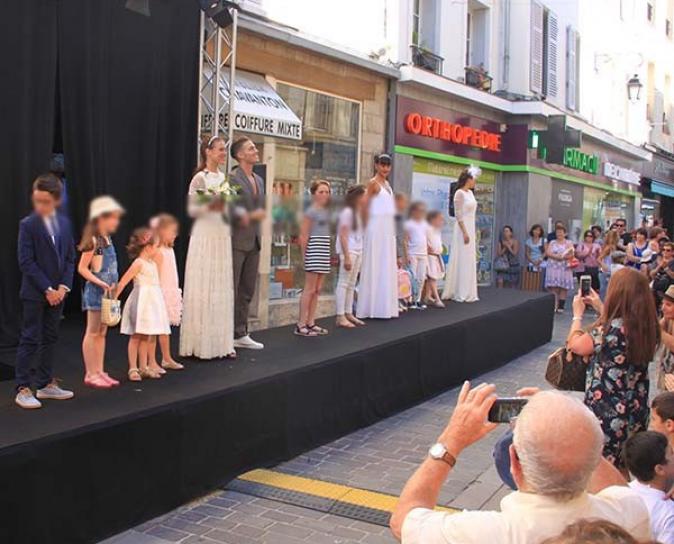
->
[238, 468, 457, 515]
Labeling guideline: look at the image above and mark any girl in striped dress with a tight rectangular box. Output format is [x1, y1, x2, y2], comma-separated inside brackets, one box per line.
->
[296, 180, 332, 337]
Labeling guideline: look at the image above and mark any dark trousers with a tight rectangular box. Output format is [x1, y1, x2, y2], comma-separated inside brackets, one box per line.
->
[15, 298, 63, 390]
[233, 248, 260, 339]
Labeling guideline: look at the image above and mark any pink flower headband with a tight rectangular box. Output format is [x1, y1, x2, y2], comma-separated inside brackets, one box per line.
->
[149, 216, 160, 229]
[139, 230, 154, 245]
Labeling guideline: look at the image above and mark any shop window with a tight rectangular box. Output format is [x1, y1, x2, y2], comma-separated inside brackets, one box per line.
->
[271, 83, 361, 301]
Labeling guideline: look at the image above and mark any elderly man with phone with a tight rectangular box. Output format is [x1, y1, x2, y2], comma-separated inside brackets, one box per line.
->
[390, 384, 651, 544]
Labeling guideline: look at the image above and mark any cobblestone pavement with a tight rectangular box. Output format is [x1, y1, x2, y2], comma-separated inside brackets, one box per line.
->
[103, 312, 571, 544]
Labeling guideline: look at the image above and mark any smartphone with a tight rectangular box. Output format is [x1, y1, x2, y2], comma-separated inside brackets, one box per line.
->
[580, 275, 592, 297]
[488, 397, 528, 423]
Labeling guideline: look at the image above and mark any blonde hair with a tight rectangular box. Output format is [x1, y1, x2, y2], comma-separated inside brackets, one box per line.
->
[150, 213, 180, 248]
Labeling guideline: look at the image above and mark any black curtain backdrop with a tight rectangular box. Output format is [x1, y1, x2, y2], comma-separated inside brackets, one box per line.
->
[0, 0, 200, 349]
[0, 2, 58, 347]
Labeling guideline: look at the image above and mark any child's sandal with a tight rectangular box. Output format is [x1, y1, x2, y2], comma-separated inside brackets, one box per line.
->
[128, 368, 142, 382]
[294, 324, 319, 337]
[161, 360, 184, 370]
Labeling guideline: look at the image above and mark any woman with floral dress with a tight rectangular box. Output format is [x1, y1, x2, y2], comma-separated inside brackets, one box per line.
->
[568, 267, 659, 470]
[544, 224, 575, 312]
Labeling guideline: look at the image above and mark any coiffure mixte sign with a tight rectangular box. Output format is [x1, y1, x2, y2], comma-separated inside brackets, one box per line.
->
[395, 96, 528, 164]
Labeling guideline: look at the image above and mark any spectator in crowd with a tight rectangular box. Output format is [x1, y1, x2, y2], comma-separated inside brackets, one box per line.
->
[548, 220, 566, 242]
[591, 225, 604, 246]
[599, 230, 620, 299]
[651, 242, 674, 307]
[575, 230, 601, 292]
[390, 386, 650, 543]
[657, 292, 674, 393]
[496, 225, 520, 288]
[568, 268, 660, 470]
[616, 218, 632, 249]
[626, 228, 649, 270]
[525, 224, 546, 272]
[541, 519, 652, 544]
[623, 431, 674, 543]
[650, 392, 674, 445]
[545, 224, 575, 313]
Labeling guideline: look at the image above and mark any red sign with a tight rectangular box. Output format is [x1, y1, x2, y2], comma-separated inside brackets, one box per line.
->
[395, 96, 528, 165]
[404, 112, 502, 152]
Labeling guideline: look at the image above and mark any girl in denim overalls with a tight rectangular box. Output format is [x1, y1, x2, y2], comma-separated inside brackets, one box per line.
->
[78, 196, 124, 388]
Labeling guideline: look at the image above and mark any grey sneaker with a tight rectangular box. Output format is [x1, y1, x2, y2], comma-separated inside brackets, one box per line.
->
[15, 387, 42, 409]
[36, 381, 74, 401]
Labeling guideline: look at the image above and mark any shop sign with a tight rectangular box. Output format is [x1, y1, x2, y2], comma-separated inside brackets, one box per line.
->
[563, 148, 599, 175]
[201, 69, 303, 140]
[404, 113, 502, 152]
[603, 162, 641, 185]
[395, 96, 528, 164]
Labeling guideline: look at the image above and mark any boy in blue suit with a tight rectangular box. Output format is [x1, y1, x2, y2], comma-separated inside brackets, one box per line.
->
[15, 174, 76, 409]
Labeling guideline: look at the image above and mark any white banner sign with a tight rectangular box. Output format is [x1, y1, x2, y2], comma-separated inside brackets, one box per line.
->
[603, 162, 641, 185]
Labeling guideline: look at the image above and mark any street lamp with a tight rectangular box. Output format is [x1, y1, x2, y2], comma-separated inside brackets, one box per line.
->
[627, 74, 643, 101]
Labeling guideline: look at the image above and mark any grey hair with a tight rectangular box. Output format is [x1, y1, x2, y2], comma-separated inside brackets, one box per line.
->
[513, 391, 604, 501]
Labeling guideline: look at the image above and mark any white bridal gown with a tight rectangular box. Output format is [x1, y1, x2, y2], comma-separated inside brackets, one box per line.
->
[442, 188, 479, 302]
[357, 181, 399, 319]
[179, 170, 235, 358]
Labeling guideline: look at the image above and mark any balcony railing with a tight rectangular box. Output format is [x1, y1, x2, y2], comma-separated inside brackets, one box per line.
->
[410, 45, 444, 75]
[465, 66, 493, 93]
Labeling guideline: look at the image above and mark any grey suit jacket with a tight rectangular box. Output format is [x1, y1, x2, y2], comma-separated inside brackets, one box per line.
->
[231, 166, 265, 252]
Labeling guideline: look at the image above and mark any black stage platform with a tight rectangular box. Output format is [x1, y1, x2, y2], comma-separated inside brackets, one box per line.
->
[0, 288, 553, 544]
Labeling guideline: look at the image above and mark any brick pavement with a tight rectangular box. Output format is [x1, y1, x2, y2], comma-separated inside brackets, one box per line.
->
[103, 312, 571, 544]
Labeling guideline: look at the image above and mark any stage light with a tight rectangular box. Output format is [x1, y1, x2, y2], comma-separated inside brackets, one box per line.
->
[125, 0, 151, 17]
[198, 0, 239, 28]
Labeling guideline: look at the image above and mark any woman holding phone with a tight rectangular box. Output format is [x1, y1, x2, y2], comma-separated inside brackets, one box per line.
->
[568, 267, 659, 471]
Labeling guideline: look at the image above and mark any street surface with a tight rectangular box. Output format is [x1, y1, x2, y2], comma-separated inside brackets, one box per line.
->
[104, 311, 571, 544]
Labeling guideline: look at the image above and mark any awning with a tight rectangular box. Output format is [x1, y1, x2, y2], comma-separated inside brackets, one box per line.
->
[651, 180, 674, 198]
[217, 70, 303, 140]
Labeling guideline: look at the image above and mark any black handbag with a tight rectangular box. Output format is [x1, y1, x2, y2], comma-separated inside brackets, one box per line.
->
[545, 329, 595, 392]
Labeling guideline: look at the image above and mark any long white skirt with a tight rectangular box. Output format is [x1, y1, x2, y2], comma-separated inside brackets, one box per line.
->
[442, 219, 479, 302]
[356, 214, 399, 319]
[179, 214, 235, 359]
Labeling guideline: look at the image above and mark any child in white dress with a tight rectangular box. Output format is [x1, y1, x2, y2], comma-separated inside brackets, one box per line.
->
[148, 214, 183, 372]
[116, 227, 170, 381]
[425, 211, 446, 308]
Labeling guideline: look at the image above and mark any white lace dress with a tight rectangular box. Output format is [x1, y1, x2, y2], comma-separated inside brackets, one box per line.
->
[179, 170, 235, 359]
[442, 188, 479, 302]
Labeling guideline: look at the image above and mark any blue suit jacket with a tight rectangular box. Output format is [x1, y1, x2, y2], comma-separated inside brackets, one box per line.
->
[18, 212, 76, 301]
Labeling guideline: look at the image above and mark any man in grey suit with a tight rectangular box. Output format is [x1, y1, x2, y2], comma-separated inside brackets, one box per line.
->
[230, 137, 266, 350]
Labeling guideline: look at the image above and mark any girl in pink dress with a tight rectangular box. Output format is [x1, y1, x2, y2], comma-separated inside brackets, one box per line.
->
[150, 214, 183, 371]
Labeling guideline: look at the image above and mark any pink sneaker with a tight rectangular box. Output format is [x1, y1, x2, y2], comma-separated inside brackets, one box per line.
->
[84, 374, 112, 389]
[101, 372, 120, 387]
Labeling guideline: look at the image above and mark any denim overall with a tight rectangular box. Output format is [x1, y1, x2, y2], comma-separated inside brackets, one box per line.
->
[82, 243, 119, 311]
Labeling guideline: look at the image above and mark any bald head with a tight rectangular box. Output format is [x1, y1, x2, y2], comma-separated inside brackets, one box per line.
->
[513, 391, 603, 500]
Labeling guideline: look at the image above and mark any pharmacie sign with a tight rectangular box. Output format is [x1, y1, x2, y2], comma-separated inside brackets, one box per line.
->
[395, 96, 528, 164]
[563, 148, 599, 175]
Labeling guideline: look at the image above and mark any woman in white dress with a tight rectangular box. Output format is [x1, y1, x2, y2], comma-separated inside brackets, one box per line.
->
[357, 154, 399, 319]
[442, 167, 479, 302]
[179, 136, 236, 359]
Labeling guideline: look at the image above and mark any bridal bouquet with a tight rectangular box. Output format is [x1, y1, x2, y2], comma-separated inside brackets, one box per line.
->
[195, 179, 240, 205]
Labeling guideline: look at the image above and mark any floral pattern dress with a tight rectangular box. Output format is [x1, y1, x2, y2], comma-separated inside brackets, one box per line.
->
[584, 318, 650, 469]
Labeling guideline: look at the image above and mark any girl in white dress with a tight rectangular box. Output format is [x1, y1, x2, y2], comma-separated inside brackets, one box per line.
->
[357, 154, 399, 319]
[179, 136, 236, 359]
[116, 227, 171, 381]
[443, 167, 480, 302]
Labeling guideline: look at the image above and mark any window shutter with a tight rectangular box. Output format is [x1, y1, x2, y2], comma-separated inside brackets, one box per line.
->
[530, 0, 544, 94]
[545, 11, 559, 97]
[566, 26, 577, 110]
